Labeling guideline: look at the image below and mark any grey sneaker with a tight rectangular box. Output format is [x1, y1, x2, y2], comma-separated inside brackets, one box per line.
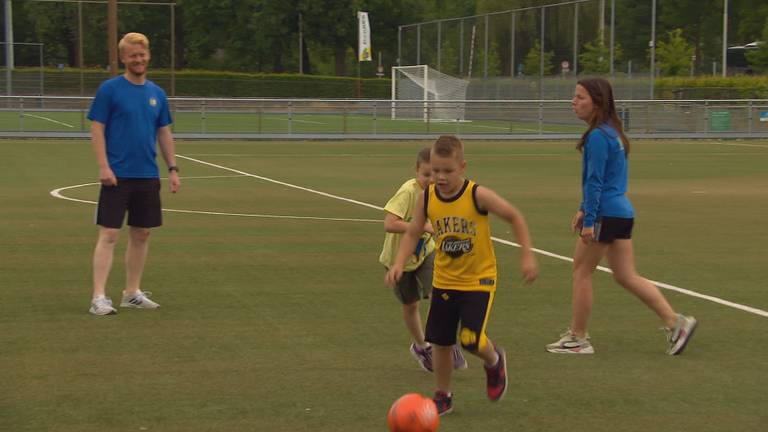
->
[89, 297, 117, 316]
[666, 314, 697, 355]
[120, 291, 160, 309]
[409, 343, 433, 372]
[452, 344, 468, 370]
[546, 329, 594, 354]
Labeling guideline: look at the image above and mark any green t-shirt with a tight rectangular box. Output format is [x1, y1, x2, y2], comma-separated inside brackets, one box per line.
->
[379, 178, 436, 271]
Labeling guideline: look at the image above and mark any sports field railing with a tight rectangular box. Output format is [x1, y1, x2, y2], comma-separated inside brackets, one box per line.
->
[1, 96, 767, 139]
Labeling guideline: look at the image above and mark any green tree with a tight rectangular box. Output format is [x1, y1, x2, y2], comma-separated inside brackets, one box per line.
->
[745, 19, 768, 72]
[733, 1, 768, 43]
[485, 41, 502, 77]
[659, 0, 721, 70]
[579, 39, 623, 74]
[522, 40, 553, 76]
[655, 28, 695, 76]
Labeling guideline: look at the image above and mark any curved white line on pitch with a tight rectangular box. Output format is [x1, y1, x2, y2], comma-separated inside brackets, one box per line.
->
[49, 176, 380, 224]
[176, 154, 768, 319]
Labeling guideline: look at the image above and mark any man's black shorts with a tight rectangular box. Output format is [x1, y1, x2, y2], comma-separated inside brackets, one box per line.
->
[593, 216, 634, 244]
[96, 178, 162, 229]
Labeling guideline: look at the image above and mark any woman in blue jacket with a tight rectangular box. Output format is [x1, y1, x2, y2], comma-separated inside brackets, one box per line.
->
[546, 78, 697, 355]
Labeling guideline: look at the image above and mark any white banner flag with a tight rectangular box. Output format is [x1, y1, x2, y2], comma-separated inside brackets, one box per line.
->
[358, 11, 372, 62]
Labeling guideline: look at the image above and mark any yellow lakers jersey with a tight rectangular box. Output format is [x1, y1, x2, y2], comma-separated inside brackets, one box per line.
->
[426, 179, 497, 292]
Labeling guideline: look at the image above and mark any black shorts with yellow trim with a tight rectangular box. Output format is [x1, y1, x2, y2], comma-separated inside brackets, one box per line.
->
[425, 288, 495, 351]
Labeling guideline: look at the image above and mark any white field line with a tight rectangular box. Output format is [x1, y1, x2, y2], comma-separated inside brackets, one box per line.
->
[176, 153, 768, 319]
[49, 175, 380, 224]
[490, 237, 768, 318]
[712, 142, 768, 149]
[177, 155, 383, 211]
[278, 118, 327, 125]
[24, 113, 75, 128]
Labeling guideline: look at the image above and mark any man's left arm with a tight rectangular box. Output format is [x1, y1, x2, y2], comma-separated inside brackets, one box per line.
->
[157, 125, 180, 193]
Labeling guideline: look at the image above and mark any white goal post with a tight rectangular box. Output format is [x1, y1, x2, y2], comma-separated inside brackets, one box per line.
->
[391, 65, 469, 122]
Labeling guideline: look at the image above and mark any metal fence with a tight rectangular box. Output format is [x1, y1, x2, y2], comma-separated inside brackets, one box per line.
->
[1, 96, 767, 139]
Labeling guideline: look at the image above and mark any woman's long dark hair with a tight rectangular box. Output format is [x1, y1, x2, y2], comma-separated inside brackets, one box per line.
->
[576, 77, 630, 157]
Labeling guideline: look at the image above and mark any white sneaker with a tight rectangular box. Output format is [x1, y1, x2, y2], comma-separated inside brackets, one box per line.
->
[666, 314, 697, 355]
[409, 343, 433, 372]
[120, 291, 160, 309]
[89, 297, 117, 316]
[546, 329, 594, 354]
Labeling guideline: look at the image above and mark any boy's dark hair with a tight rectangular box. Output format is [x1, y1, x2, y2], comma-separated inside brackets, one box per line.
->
[416, 147, 431, 167]
[433, 135, 464, 160]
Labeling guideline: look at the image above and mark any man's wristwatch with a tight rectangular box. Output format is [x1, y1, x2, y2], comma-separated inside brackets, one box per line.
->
[168, 166, 179, 173]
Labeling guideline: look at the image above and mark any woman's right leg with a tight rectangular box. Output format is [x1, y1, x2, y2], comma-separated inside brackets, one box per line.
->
[570, 239, 609, 338]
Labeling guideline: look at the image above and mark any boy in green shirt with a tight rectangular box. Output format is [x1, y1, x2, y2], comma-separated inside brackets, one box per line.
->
[380, 147, 466, 372]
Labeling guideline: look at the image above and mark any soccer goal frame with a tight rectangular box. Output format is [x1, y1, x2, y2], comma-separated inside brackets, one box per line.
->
[391, 65, 469, 122]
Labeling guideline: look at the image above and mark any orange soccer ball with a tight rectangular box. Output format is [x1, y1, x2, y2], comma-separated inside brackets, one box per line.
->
[387, 393, 440, 432]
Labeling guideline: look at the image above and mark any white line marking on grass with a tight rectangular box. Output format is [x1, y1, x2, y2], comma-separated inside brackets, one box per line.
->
[176, 155, 383, 211]
[177, 154, 768, 319]
[49, 175, 379, 224]
[162, 208, 379, 223]
[24, 113, 75, 128]
[490, 237, 768, 318]
[713, 142, 768, 149]
[471, 125, 511, 131]
[277, 118, 327, 125]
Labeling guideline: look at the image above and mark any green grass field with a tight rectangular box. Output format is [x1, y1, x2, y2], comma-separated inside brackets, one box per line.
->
[0, 109, 583, 135]
[2, 138, 767, 431]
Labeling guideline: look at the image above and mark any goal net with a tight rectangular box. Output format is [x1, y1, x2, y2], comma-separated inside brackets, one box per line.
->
[391, 65, 469, 121]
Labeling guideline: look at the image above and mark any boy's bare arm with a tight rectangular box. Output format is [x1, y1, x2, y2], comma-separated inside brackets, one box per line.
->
[475, 186, 539, 283]
[385, 194, 428, 286]
[384, 212, 409, 233]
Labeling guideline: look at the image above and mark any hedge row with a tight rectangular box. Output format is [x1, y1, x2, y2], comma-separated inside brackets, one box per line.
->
[655, 76, 768, 99]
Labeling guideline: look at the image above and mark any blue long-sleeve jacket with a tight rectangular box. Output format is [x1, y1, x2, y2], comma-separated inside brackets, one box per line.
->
[579, 124, 635, 228]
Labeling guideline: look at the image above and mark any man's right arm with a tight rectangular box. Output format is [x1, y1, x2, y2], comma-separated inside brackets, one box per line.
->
[90, 121, 116, 186]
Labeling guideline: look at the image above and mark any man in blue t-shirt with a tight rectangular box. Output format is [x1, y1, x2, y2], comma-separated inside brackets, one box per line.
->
[87, 32, 181, 316]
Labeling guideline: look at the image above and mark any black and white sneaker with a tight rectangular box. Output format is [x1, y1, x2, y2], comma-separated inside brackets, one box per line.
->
[546, 329, 594, 354]
[120, 291, 160, 309]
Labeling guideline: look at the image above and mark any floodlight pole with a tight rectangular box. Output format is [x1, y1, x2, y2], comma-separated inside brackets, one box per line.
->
[510, 12, 516, 77]
[437, 21, 441, 70]
[170, 3, 175, 95]
[4, 0, 13, 97]
[540, 7, 545, 98]
[416, 24, 421, 65]
[649, 0, 656, 100]
[78, 1, 84, 95]
[609, 0, 615, 76]
[573, 2, 579, 76]
[108, 0, 118, 76]
[722, 0, 728, 77]
[298, 12, 303, 74]
[397, 26, 402, 66]
[459, 21, 464, 76]
[483, 14, 489, 78]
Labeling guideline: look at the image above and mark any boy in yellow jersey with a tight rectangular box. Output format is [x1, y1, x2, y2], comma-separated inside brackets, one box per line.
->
[380, 148, 467, 373]
[385, 135, 538, 415]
